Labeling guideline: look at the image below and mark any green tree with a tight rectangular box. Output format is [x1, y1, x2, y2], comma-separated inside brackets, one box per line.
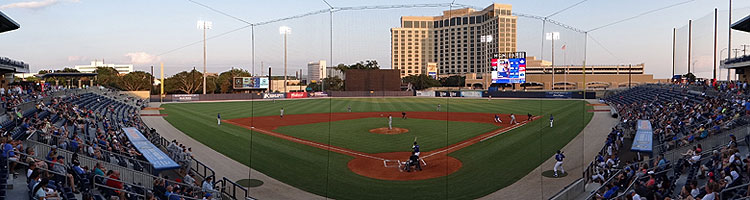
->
[217, 68, 252, 93]
[57, 68, 80, 73]
[94, 67, 121, 88]
[439, 75, 465, 87]
[120, 71, 153, 91]
[334, 60, 380, 72]
[402, 74, 440, 90]
[306, 82, 321, 92]
[322, 76, 344, 91]
[165, 69, 203, 94]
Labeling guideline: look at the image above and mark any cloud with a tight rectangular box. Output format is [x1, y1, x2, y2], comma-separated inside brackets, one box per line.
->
[67, 56, 85, 62]
[0, 0, 79, 9]
[124, 52, 159, 64]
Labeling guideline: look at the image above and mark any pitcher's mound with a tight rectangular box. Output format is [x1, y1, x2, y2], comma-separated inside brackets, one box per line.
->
[369, 127, 409, 135]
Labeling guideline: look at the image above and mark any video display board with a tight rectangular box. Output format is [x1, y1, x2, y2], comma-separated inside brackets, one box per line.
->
[491, 58, 526, 84]
[233, 77, 269, 89]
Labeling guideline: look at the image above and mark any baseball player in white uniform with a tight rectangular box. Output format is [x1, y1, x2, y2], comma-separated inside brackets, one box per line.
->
[510, 113, 518, 124]
[388, 114, 393, 130]
[280, 107, 284, 118]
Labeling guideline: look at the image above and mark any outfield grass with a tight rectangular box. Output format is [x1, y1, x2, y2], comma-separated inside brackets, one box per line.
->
[161, 98, 593, 199]
[274, 118, 500, 153]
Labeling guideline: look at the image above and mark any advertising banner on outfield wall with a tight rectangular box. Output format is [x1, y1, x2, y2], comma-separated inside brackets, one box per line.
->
[545, 92, 572, 98]
[309, 92, 328, 97]
[172, 94, 199, 102]
[416, 90, 434, 97]
[263, 93, 286, 99]
[461, 91, 482, 98]
[437, 91, 461, 97]
[286, 92, 308, 99]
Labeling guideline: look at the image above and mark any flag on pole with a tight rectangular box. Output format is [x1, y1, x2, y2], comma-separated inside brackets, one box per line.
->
[561, 45, 566, 50]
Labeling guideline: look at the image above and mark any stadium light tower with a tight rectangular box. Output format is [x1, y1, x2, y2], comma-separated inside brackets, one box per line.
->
[546, 32, 560, 90]
[279, 26, 291, 93]
[198, 20, 212, 94]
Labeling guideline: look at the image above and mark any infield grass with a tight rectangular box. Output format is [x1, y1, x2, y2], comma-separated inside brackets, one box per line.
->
[161, 98, 592, 200]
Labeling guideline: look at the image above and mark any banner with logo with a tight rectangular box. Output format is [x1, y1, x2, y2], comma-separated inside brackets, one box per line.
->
[416, 90, 434, 97]
[461, 91, 482, 98]
[286, 92, 308, 99]
[309, 92, 328, 97]
[263, 93, 286, 99]
[172, 94, 199, 102]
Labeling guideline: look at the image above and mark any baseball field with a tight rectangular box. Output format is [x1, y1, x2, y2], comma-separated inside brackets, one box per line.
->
[160, 98, 593, 199]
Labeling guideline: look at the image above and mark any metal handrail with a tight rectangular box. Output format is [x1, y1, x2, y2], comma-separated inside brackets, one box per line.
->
[23, 139, 203, 193]
[34, 133, 154, 174]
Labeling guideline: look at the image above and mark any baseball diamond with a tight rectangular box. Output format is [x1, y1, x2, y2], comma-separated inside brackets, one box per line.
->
[160, 98, 592, 199]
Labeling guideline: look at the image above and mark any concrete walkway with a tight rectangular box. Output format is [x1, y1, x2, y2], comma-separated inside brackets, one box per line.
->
[479, 100, 617, 200]
[140, 102, 323, 200]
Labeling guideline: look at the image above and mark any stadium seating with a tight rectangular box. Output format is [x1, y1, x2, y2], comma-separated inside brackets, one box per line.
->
[583, 83, 750, 199]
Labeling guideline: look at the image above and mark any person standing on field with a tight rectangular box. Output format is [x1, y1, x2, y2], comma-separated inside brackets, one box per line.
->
[347, 105, 352, 112]
[437, 104, 441, 111]
[217, 113, 221, 126]
[388, 114, 393, 130]
[280, 107, 284, 119]
[550, 115, 554, 128]
[402, 111, 407, 119]
[510, 113, 518, 124]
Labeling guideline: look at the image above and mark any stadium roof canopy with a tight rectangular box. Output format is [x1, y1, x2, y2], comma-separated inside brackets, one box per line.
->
[0, 11, 20, 33]
[732, 14, 750, 33]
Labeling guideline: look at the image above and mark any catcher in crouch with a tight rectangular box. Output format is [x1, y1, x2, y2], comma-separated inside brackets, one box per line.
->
[403, 152, 423, 172]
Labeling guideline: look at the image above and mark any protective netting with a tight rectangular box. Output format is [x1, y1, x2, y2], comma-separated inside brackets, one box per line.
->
[674, 7, 750, 80]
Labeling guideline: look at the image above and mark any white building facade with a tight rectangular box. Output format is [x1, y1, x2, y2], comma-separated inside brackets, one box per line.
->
[307, 60, 326, 83]
[75, 60, 133, 74]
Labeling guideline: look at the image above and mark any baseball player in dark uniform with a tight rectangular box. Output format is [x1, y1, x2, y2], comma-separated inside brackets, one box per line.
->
[412, 142, 420, 156]
[494, 114, 503, 123]
[402, 111, 407, 119]
[554, 150, 565, 177]
[404, 152, 422, 172]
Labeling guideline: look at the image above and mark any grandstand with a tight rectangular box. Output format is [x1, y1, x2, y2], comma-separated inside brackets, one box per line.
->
[0, 86, 251, 199]
[566, 82, 750, 199]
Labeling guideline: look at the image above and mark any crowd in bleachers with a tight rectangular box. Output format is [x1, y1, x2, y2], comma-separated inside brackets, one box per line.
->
[609, 85, 748, 152]
[0, 85, 216, 200]
[584, 82, 750, 199]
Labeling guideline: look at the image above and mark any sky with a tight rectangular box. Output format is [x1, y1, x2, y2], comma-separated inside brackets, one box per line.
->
[1, 0, 750, 79]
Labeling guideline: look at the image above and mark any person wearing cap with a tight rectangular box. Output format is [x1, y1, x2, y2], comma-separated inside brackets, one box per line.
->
[645, 171, 656, 188]
[553, 150, 565, 177]
[203, 192, 213, 200]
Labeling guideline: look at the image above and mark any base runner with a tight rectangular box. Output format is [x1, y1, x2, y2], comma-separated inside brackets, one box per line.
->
[510, 113, 518, 124]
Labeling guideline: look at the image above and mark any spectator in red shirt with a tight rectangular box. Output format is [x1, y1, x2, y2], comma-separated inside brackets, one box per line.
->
[105, 170, 125, 199]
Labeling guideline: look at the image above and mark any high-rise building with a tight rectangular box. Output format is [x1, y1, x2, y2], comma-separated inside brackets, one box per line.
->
[75, 60, 133, 74]
[307, 60, 326, 83]
[391, 3, 517, 78]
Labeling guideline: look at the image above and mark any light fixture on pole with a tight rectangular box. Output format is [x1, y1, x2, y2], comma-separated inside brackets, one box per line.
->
[545, 32, 560, 90]
[279, 26, 291, 93]
[481, 35, 493, 89]
[197, 20, 212, 94]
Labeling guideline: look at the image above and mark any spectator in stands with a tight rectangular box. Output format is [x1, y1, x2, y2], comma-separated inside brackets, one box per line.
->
[33, 178, 59, 200]
[2, 137, 19, 175]
[106, 170, 125, 200]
